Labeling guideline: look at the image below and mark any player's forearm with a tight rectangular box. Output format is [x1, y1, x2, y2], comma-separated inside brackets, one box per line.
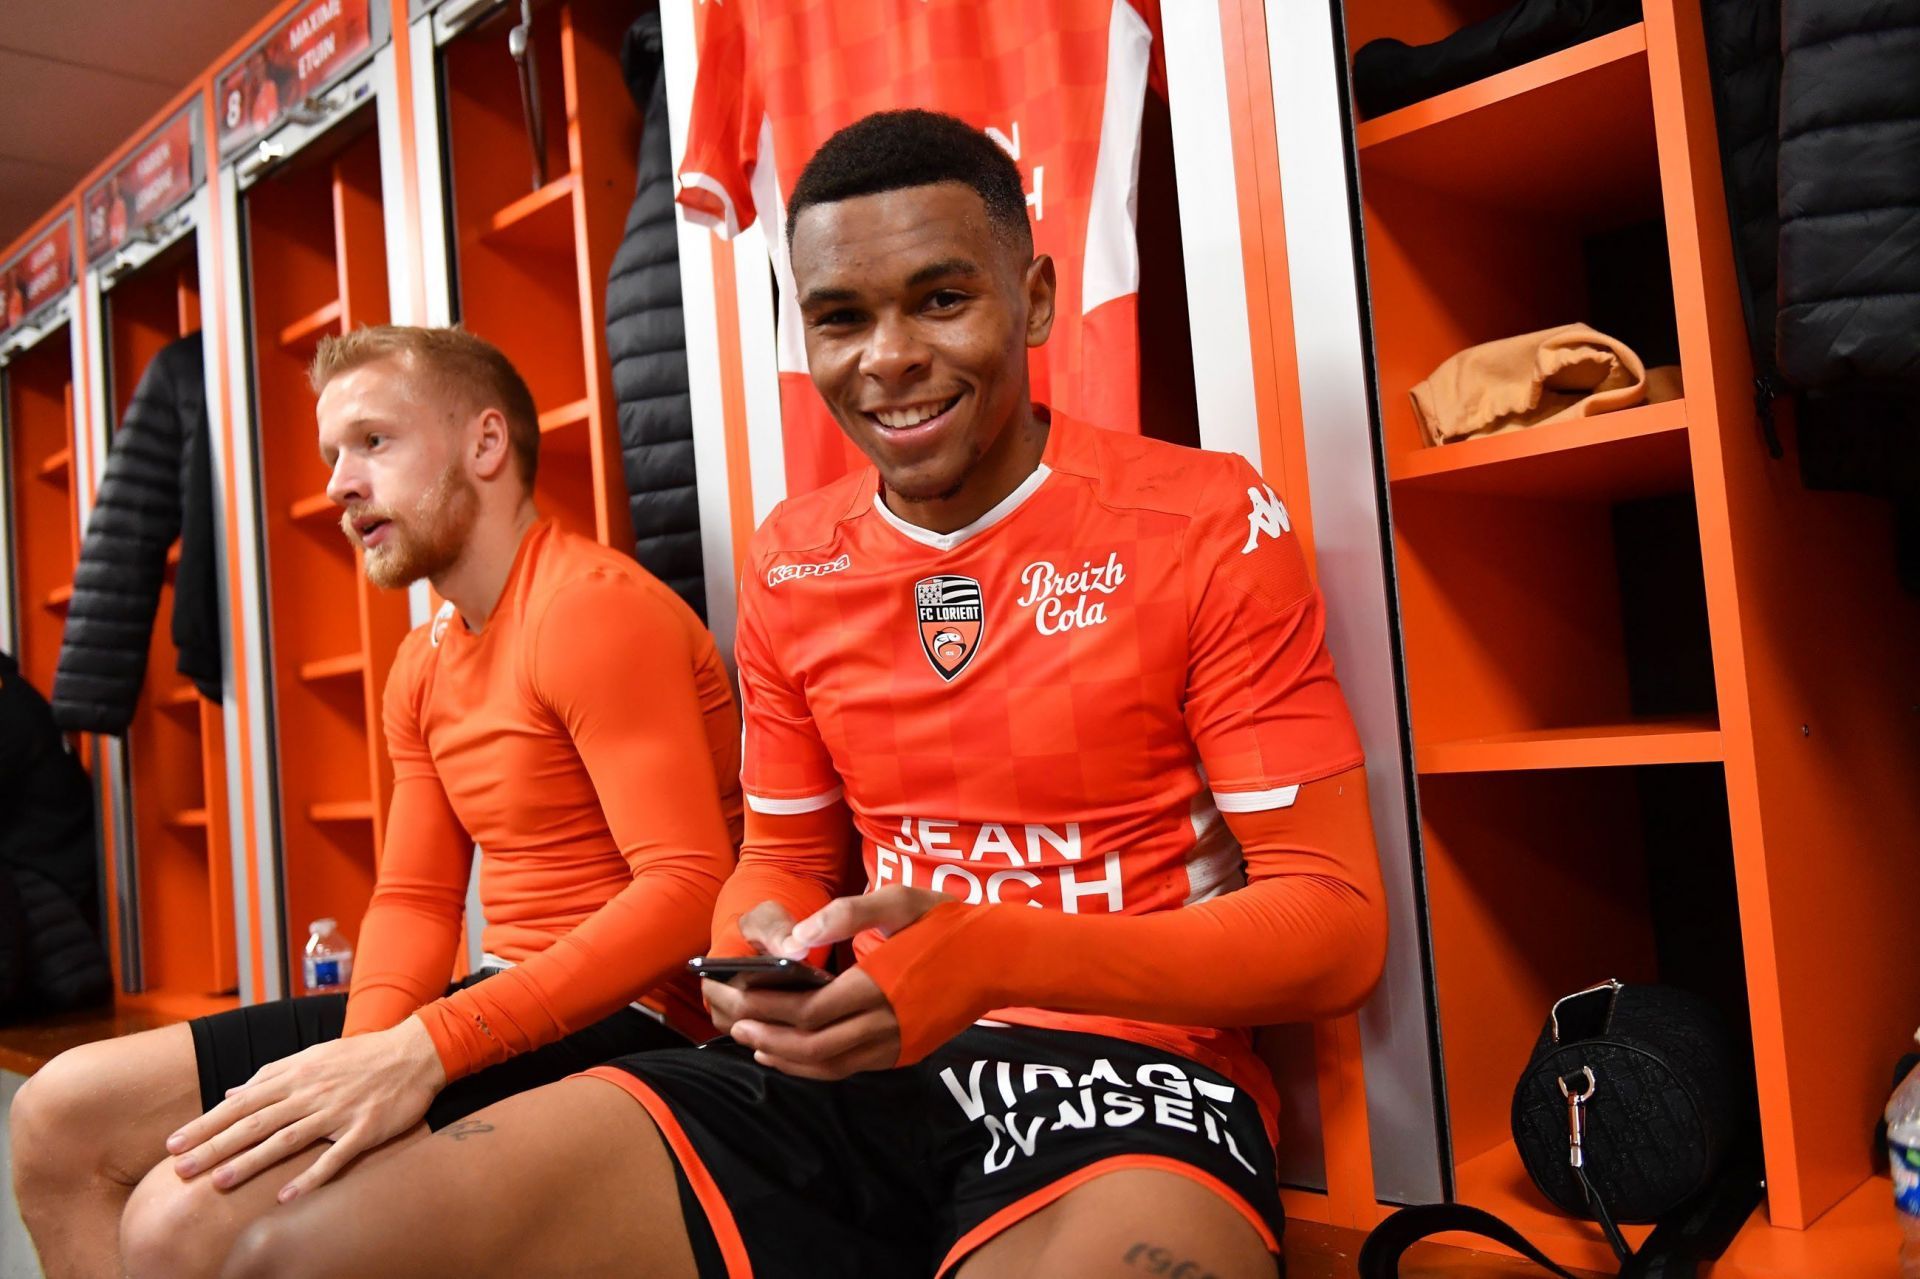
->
[710, 804, 854, 957]
[883, 876, 1384, 1055]
[412, 853, 723, 1080]
[345, 768, 473, 1035]
[341, 890, 465, 1035]
[864, 767, 1388, 1062]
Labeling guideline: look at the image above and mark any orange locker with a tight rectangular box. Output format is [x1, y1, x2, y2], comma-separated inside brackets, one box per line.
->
[430, 0, 637, 555]
[3, 321, 81, 702]
[92, 235, 238, 1004]
[69, 121, 242, 1013]
[1343, 0, 1920, 1269]
[233, 102, 413, 991]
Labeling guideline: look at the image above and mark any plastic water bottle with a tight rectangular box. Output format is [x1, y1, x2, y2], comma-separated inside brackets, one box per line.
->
[303, 918, 353, 994]
[1887, 1030, 1920, 1276]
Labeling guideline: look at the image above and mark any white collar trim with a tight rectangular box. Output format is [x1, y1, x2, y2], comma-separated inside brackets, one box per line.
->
[870, 464, 1053, 552]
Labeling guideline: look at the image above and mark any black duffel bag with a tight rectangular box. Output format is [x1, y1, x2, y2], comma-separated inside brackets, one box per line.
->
[1361, 979, 1763, 1278]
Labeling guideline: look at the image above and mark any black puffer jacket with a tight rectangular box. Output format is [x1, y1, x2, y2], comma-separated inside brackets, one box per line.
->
[52, 331, 222, 732]
[605, 9, 706, 618]
[1776, 0, 1920, 389]
[1700, 0, 1781, 398]
[0, 650, 110, 1018]
[1702, 0, 1920, 587]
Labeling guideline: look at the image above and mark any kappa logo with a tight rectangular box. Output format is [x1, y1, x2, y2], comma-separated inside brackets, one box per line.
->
[767, 554, 850, 588]
[1241, 485, 1291, 554]
[429, 600, 455, 647]
[915, 575, 985, 682]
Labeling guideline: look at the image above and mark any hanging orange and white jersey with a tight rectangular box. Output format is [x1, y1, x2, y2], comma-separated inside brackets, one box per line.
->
[679, 0, 1165, 499]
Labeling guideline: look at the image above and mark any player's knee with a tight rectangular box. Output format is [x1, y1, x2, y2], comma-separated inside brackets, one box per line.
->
[120, 1167, 229, 1279]
[221, 1213, 320, 1279]
[9, 1047, 108, 1198]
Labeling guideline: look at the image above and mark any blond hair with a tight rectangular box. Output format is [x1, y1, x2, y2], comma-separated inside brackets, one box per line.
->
[310, 325, 539, 488]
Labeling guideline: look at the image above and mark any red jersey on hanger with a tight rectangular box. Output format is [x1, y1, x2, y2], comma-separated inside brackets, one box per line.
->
[679, 0, 1165, 499]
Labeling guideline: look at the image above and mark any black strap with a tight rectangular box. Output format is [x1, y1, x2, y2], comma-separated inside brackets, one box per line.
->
[1578, 1164, 1634, 1266]
[1359, 1151, 1764, 1279]
[1358, 1203, 1588, 1279]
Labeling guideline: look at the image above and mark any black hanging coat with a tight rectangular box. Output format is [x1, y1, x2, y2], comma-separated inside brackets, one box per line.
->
[1703, 0, 1920, 588]
[1775, 0, 1920, 392]
[52, 330, 222, 732]
[605, 8, 707, 618]
[0, 650, 110, 1017]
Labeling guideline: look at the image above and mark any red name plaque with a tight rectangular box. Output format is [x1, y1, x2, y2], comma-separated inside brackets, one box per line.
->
[216, 0, 376, 158]
[84, 108, 201, 261]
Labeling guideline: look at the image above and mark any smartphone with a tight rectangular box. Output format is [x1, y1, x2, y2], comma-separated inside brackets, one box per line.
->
[686, 955, 834, 990]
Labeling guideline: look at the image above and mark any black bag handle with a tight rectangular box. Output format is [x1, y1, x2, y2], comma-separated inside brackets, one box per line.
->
[1358, 1150, 1762, 1279]
[1358, 1203, 1588, 1279]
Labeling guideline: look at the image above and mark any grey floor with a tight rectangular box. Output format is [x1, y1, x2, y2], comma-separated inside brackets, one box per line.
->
[0, 1072, 44, 1279]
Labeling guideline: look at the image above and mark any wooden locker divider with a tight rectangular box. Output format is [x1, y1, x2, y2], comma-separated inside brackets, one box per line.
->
[5, 326, 81, 698]
[439, 0, 637, 553]
[245, 112, 410, 987]
[1345, 0, 1920, 1269]
[100, 237, 239, 1002]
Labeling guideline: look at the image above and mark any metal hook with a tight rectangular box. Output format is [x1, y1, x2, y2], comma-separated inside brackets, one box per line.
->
[509, 0, 547, 191]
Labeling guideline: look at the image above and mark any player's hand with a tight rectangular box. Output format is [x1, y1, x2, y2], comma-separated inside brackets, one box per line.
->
[736, 899, 807, 959]
[163, 1017, 447, 1201]
[713, 966, 901, 1080]
[706, 887, 951, 1079]
[785, 885, 950, 953]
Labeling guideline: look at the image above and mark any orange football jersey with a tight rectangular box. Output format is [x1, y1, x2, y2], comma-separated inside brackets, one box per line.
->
[736, 412, 1364, 1106]
[680, 0, 1164, 496]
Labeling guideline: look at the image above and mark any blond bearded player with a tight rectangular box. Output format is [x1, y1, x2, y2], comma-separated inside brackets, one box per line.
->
[10, 327, 742, 1278]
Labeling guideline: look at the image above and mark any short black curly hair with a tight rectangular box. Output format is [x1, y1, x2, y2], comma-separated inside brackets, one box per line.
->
[785, 109, 1033, 255]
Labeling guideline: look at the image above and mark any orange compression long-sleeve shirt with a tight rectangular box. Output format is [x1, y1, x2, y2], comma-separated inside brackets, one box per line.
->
[340, 520, 743, 1081]
[711, 766, 1386, 1113]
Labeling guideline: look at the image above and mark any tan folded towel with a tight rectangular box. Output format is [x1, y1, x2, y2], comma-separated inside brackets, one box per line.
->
[1411, 323, 1678, 446]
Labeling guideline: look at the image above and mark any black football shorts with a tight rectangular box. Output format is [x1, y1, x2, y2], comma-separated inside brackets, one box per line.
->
[586, 1022, 1285, 1278]
[189, 969, 688, 1130]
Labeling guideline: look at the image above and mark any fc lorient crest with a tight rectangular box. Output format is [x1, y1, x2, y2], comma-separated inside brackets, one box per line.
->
[915, 575, 985, 681]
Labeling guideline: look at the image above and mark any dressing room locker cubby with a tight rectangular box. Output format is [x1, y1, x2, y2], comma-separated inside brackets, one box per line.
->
[1420, 763, 1751, 1256]
[243, 110, 410, 987]
[438, 0, 637, 552]
[1356, 23, 1677, 472]
[1393, 484, 1717, 756]
[101, 237, 239, 1002]
[5, 327, 80, 699]
[1347, 0, 1920, 1266]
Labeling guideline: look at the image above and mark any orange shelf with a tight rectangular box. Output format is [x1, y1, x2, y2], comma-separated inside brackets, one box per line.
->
[1446, 1141, 1653, 1273]
[43, 583, 72, 612]
[160, 683, 201, 711]
[479, 175, 576, 255]
[116, 990, 240, 1022]
[1389, 400, 1690, 500]
[36, 447, 71, 482]
[1357, 24, 1657, 223]
[299, 652, 367, 684]
[538, 397, 591, 434]
[308, 800, 375, 824]
[1440, 1143, 1899, 1278]
[1416, 717, 1722, 774]
[166, 808, 210, 830]
[277, 299, 344, 351]
[288, 491, 337, 523]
